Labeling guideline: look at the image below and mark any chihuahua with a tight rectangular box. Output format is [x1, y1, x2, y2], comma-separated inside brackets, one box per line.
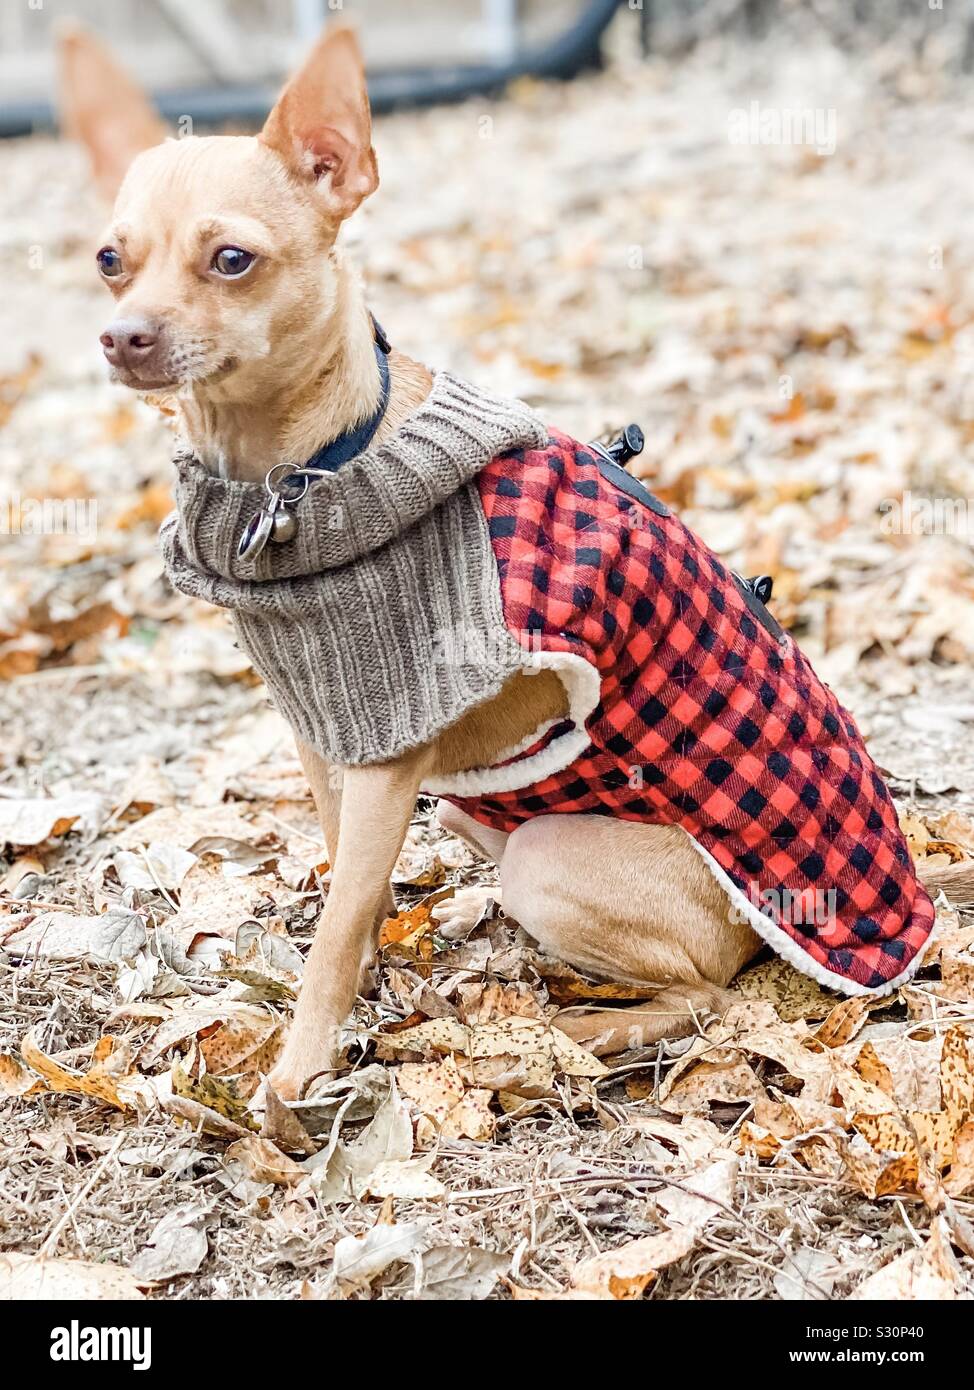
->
[76, 24, 958, 1099]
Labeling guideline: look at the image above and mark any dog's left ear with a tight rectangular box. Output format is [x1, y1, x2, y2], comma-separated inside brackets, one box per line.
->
[260, 25, 377, 222]
[56, 21, 168, 202]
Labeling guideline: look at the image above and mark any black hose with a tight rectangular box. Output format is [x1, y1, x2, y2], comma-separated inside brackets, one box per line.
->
[0, 0, 624, 138]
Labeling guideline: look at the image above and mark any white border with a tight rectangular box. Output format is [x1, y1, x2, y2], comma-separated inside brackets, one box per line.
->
[422, 651, 601, 796]
[684, 831, 933, 997]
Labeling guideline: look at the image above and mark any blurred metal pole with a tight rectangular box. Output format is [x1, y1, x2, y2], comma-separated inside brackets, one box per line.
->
[483, 0, 519, 64]
[150, 0, 253, 82]
[292, 0, 328, 45]
[639, 0, 654, 56]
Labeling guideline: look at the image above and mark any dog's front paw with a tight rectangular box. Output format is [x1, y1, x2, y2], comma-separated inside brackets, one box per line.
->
[268, 1032, 338, 1101]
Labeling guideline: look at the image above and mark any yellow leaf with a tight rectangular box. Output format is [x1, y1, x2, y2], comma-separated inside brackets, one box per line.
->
[19, 1028, 138, 1111]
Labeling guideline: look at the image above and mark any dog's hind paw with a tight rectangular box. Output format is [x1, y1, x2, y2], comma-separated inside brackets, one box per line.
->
[431, 883, 500, 940]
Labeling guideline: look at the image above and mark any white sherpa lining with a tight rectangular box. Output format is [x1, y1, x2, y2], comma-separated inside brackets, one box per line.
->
[683, 830, 933, 997]
[422, 651, 601, 796]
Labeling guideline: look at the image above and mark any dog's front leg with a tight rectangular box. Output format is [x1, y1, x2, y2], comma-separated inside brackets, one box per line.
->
[269, 749, 428, 1099]
[295, 738, 397, 933]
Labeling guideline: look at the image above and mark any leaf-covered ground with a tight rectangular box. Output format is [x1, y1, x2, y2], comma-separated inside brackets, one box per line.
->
[2, 29, 974, 1300]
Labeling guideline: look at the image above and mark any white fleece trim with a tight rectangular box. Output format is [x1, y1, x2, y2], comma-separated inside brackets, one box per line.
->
[422, 651, 601, 796]
[683, 831, 931, 997]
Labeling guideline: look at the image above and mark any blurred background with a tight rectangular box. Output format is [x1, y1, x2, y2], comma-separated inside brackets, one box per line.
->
[2, 0, 974, 790]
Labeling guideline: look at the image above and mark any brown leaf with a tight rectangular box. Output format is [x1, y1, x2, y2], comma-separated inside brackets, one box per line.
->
[0, 795, 105, 848]
[376, 1016, 606, 1099]
[456, 980, 547, 1025]
[0, 1050, 43, 1097]
[853, 1041, 895, 1096]
[659, 1048, 768, 1115]
[226, 1135, 306, 1185]
[398, 1055, 465, 1126]
[261, 1084, 317, 1156]
[731, 955, 837, 1022]
[571, 1226, 698, 1299]
[945, 1120, 974, 1196]
[815, 995, 869, 1048]
[171, 1062, 257, 1130]
[939, 1026, 974, 1124]
[198, 1005, 282, 1077]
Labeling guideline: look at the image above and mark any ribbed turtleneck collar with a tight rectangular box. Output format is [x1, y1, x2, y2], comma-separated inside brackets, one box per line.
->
[168, 371, 547, 583]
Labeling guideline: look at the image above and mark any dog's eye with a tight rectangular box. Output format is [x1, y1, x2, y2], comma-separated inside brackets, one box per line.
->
[97, 247, 123, 277]
[212, 246, 256, 278]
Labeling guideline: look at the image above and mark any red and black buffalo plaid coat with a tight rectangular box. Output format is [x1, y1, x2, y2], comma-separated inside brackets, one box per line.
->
[438, 429, 934, 996]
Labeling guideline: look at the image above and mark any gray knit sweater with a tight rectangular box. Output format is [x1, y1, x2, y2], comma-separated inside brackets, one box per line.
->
[160, 372, 548, 764]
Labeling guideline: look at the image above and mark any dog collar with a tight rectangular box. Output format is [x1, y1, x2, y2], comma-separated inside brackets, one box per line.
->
[237, 316, 392, 561]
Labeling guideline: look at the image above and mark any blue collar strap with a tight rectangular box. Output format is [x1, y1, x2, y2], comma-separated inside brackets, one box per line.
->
[235, 316, 393, 560]
[300, 315, 392, 476]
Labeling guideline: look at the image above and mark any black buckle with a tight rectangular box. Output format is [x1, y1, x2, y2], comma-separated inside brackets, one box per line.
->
[604, 423, 644, 469]
[742, 574, 774, 605]
[587, 424, 668, 518]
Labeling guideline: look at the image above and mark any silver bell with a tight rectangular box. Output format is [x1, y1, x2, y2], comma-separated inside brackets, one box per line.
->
[271, 507, 298, 544]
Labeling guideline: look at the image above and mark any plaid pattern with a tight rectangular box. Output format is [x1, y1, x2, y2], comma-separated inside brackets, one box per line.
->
[443, 430, 934, 993]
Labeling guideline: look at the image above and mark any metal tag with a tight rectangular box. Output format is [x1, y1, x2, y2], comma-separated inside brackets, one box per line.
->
[237, 503, 275, 561]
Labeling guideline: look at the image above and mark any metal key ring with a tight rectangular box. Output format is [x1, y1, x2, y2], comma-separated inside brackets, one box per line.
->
[264, 462, 310, 504]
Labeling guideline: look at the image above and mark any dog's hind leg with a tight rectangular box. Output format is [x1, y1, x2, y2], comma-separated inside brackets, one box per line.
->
[431, 801, 511, 937]
[498, 814, 761, 1056]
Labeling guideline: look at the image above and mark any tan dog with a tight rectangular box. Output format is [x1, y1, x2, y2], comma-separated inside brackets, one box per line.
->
[79, 25, 963, 1098]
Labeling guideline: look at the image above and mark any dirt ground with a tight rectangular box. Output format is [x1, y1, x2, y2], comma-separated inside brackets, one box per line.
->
[3, 27, 974, 1301]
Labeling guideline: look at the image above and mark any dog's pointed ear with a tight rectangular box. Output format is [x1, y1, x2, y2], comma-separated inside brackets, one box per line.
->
[56, 21, 167, 202]
[259, 25, 377, 221]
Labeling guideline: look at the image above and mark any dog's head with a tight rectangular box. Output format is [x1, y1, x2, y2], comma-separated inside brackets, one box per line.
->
[90, 27, 377, 398]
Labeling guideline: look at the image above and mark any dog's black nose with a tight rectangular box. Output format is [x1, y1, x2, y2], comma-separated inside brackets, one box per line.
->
[100, 316, 165, 380]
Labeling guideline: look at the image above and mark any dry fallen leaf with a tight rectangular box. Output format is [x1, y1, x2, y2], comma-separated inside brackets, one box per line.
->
[814, 995, 870, 1048]
[659, 1047, 769, 1114]
[398, 1055, 465, 1125]
[226, 1135, 306, 1186]
[732, 955, 838, 1022]
[376, 1015, 606, 1098]
[332, 1218, 428, 1289]
[849, 1217, 961, 1299]
[129, 1207, 209, 1282]
[847, 1028, 974, 1195]
[0, 1252, 146, 1300]
[400, 1055, 496, 1143]
[261, 1083, 317, 1156]
[171, 1061, 257, 1130]
[0, 794, 105, 848]
[456, 979, 547, 1024]
[416, 1245, 508, 1300]
[18, 1029, 148, 1111]
[571, 1225, 698, 1299]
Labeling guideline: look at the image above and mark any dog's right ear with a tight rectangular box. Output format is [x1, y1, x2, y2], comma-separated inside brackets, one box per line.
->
[56, 22, 167, 202]
[259, 25, 377, 223]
